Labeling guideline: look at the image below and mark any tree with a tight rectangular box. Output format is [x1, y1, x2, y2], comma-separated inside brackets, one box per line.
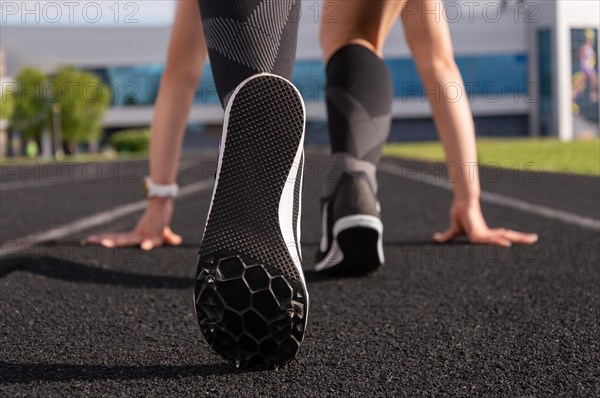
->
[0, 86, 15, 121]
[10, 67, 49, 141]
[50, 67, 111, 147]
[8, 66, 111, 151]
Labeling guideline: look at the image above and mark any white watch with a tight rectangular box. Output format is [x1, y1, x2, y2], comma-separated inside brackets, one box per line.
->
[144, 176, 179, 198]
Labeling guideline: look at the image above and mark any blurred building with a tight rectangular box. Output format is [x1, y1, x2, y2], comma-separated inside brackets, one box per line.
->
[527, 1, 599, 139]
[0, 0, 598, 141]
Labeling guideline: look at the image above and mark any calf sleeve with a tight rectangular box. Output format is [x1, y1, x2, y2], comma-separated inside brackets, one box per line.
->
[324, 44, 393, 196]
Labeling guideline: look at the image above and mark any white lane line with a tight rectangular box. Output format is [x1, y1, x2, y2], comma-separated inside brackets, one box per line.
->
[379, 162, 600, 232]
[0, 159, 204, 192]
[0, 180, 213, 258]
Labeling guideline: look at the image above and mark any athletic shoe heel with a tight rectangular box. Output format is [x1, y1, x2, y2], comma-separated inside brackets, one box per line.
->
[336, 227, 383, 275]
[315, 213, 384, 275]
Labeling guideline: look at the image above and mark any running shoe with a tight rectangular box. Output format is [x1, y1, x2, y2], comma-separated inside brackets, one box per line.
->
[315, 171, 384, 275]
[194, 73, 308, 369]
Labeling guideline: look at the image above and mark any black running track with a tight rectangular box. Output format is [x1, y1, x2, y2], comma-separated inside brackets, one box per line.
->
[1, 152, 599, 396]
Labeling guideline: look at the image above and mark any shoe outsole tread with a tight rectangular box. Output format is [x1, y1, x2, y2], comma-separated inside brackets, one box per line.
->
[195, 74, 307, 368]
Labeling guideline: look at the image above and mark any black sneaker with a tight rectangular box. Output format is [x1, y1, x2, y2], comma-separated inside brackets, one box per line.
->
[194, 74, 308, 369]
[315, 172, 384, 275]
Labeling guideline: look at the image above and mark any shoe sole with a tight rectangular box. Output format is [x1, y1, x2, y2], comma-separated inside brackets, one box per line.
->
[315, 215, 383, 275]
[194, 73, 308, 369]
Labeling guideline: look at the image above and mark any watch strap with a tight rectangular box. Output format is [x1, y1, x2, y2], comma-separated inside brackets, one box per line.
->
[144, 176, 179, 198]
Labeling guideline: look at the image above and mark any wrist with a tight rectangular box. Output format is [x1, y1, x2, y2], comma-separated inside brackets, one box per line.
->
[453, 194, 480, 208]
[147, 196, 174, 208]
[141, 195, 173, 224]
[453, 183, 480, 207]
[145, 197, 174, 223]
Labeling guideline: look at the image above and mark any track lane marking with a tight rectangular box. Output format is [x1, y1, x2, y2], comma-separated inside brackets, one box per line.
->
[379, 162, 600, 231]
[0, 180, 213, 258]
[2, 160, 598, 259]
[0, 158, 204, 192]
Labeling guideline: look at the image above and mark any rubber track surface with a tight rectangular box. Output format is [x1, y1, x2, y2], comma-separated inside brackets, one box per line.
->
[1, 154, 598, 396]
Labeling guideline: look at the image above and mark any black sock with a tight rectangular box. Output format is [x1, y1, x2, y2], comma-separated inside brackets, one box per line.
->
[324, 44, 392, 196]
[197, 0, 300, 107]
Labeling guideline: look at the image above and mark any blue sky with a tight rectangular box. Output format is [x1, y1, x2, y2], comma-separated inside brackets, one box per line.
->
[1, 0, 176, 25]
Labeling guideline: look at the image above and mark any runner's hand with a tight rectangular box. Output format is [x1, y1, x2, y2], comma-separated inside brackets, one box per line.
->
[86, 198, 182, 251]
[433, 200, 538, 247]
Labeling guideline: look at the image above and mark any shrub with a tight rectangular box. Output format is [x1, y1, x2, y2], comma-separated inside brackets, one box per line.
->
[110, 129, 150, 153]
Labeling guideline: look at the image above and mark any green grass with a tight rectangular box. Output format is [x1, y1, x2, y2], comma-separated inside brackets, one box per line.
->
[3, 138, 598, 175]
[383, 138, 600, 176]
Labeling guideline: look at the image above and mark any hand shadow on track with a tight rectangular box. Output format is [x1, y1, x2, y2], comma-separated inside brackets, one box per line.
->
[1, 252, 342, 288]
[43, 240, 204, 248]
[0, 361, 257, 384]
[2, 241, 472, 287]
[0, 254, 193, 289]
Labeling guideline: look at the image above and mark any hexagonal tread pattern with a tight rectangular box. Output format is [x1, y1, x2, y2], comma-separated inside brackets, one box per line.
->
[195, 252, 307, 368]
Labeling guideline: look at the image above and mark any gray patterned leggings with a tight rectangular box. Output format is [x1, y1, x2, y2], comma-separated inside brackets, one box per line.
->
[197, 0, 301, 107]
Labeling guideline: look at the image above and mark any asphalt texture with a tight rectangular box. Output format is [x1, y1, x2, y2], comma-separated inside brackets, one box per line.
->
[1, 152, 599, 397]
